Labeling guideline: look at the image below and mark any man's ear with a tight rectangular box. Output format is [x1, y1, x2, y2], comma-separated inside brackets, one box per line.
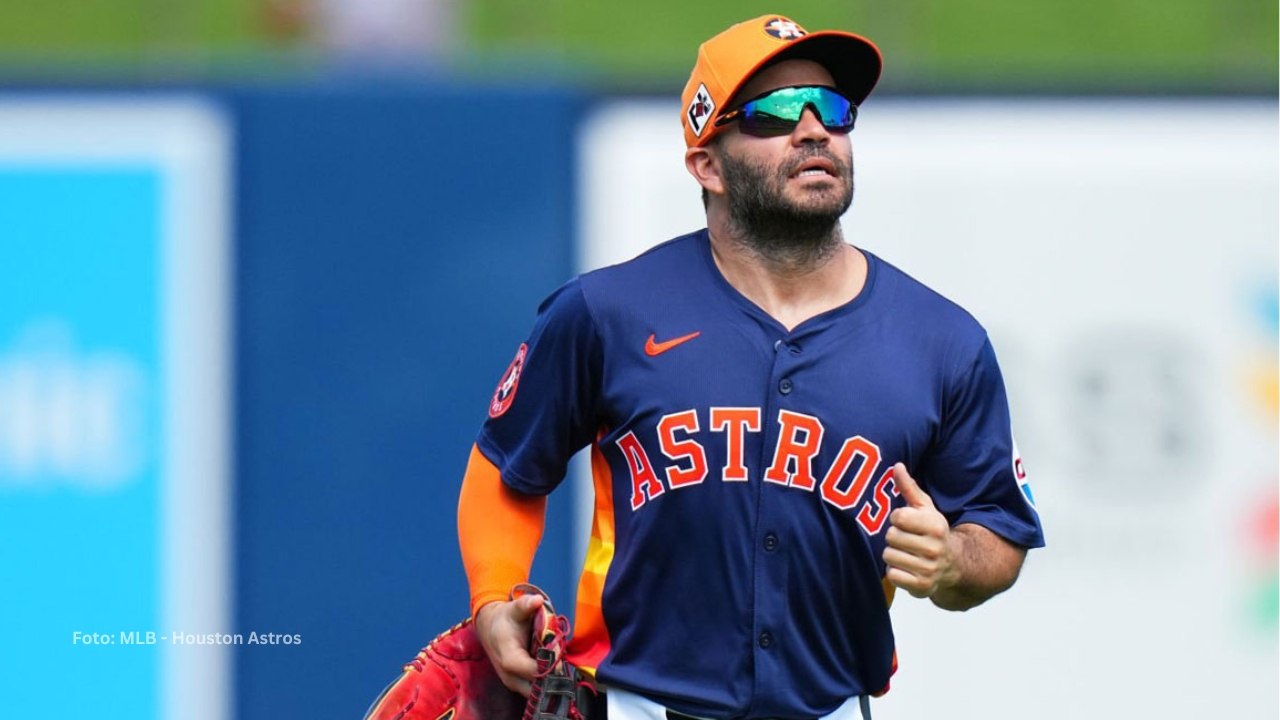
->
[685, 144, 725, 197]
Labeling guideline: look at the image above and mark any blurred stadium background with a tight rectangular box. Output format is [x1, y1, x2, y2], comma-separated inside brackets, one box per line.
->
[0, 2, 1275, 719]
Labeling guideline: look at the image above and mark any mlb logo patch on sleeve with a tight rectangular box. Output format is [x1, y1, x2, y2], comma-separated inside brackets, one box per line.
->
[1012, 438, 1036, 508]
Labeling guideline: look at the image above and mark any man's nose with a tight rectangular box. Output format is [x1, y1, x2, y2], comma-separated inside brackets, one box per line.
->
[791, 106, 830, 144]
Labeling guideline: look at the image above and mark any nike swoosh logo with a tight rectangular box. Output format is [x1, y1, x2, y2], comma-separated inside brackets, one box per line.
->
[645, 331, 701, 356]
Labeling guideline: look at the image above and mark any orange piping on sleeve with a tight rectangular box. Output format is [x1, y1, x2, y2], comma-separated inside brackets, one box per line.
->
[457, 443, 547, 617]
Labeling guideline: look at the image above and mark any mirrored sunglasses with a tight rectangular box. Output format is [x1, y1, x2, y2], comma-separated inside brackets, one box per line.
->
[714, 85, 857, 136]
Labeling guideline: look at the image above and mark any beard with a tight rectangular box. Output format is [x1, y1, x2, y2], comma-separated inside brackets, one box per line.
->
[720, 145, 854, 270]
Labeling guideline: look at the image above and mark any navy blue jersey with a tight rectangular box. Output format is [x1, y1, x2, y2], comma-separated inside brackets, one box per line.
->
[477, 230, 1044, 719]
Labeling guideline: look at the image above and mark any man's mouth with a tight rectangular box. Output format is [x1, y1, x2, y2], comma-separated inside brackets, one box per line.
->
[789, 158, 838, 178]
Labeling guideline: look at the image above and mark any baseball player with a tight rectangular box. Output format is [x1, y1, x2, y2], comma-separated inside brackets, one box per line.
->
[457, 13, 1045, 720]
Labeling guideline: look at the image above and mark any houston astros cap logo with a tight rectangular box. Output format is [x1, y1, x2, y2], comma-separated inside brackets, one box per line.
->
[763, 17, 806, 40]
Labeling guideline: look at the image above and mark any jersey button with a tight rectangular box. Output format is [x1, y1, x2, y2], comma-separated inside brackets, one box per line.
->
[763, 533, 779, 551]
[759, 631, 774, 649]
[779, 378, 793, 395]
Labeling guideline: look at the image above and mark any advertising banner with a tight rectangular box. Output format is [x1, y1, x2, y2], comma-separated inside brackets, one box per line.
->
[0, 100, 231, 720]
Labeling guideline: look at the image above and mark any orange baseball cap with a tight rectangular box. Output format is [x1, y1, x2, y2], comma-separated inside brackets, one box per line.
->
[681, 15, 882, 148]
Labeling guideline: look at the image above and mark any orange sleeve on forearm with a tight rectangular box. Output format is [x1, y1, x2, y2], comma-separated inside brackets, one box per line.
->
[458, 443, 547, 617]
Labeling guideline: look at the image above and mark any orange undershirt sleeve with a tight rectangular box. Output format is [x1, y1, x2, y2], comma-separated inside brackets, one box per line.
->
[457, 443, 547, 617]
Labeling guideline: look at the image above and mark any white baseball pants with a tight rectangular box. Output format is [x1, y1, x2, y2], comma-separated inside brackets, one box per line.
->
[605, 686, 872, 720]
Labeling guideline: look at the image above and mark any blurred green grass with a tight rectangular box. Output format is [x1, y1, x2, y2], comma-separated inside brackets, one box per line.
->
[465, 0, 1277, 90]
[0, 0, 1274, 91]
[0, 0, 263, 55]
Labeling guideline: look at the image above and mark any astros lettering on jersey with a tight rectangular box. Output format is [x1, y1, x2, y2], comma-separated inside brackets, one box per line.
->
[479, 231, 1045, 719]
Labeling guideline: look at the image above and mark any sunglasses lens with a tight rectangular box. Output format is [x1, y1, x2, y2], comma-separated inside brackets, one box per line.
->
[735, 86, 856, 135]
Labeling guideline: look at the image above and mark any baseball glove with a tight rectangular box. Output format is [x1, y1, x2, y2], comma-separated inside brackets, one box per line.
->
[363, 584, 595, 720]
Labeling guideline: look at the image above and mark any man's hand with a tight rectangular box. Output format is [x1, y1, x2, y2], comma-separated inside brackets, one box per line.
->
[473, 593, 545, 697]
[883, 463, 958, 599]
[883, 462, 1029, 610]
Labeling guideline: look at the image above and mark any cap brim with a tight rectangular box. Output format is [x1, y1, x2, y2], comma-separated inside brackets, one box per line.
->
[728, 31, 883, 110]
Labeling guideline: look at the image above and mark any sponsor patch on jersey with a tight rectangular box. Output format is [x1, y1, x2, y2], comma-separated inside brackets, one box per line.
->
[489, 343, 527, 418]
[1012, 437, 1036, 508]
[763, 17, 806, 41]
[686, 84, 716, 138]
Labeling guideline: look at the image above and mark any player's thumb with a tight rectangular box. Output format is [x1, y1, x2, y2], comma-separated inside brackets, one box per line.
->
[893, 463, 933, 509]
[512, 591, 545, 620]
